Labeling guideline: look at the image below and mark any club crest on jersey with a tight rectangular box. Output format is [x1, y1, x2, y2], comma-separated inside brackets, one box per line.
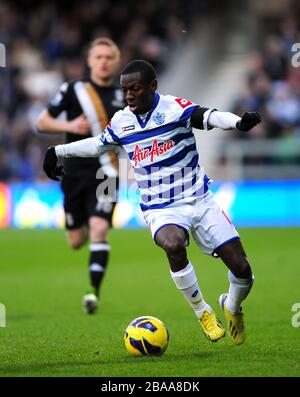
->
[132, 139, 175, 166]
[153, 112, 166, 125]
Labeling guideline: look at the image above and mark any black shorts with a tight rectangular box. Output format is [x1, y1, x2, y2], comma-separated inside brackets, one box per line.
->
[61, 177, 117, 230]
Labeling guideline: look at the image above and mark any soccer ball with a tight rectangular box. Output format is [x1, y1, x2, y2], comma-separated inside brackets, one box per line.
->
[124, 316, 169, 356]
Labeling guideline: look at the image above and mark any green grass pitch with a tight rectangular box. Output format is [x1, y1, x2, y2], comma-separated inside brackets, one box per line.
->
[0, 227, 299, 377]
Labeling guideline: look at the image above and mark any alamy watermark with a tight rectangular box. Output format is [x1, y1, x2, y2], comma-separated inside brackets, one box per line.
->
[0, 303, 6, 327]
[0, 43, 6, 67]
[291, 303, 300, 328]
[95, 155, 205, 205]
[291, 43, 300, 67]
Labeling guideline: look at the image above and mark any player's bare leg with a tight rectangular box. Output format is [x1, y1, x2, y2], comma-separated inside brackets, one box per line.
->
[155, 225, 225, 342]
[216, 239, 254, 345]
[66, 226, 88, 250]
[82, 216, 111, 314]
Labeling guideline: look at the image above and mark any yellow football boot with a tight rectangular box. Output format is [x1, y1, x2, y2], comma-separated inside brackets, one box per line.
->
[199, 310, 225, 342]
[219, 293, 245, 345]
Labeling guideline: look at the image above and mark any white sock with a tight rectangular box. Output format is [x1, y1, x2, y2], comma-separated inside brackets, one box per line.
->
[226, 270, 254, 314]
[170, 262, 211, 318]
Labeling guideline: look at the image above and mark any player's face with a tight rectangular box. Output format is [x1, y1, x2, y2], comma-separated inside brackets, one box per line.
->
[120, 72, 157, 114]
[88, 44, 119, 82]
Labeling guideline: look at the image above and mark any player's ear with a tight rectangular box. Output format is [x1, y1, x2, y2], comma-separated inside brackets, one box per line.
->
[150, 79, 158, 93]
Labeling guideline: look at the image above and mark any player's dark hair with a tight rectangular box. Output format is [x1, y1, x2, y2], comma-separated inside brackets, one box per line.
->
[121, 60, 156, 83]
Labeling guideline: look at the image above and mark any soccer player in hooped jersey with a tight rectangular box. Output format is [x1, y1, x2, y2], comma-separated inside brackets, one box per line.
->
[43, 60, 261, 345]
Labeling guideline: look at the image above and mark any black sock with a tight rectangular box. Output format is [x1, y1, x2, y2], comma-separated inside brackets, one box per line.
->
[89, 242, 110, 297]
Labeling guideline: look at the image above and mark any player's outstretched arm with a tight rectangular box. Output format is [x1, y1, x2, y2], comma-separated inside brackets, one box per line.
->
[207, 110, 261, 131]
[190, 108, 261, 131]
[43, 137, 115, 181]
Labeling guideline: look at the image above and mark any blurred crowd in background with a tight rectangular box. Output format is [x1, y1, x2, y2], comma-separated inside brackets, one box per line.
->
[228, 14, 300, 166]
[0, 0, 300, 181]
[0, 0, 205, 182]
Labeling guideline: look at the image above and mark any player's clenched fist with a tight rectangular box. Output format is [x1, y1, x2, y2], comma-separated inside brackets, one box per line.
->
[236, 112, 261, 132]
[43, 146, 65, 181]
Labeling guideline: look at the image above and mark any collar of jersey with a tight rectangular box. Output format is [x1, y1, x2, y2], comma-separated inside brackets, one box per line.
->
[135, 93, 160, 129]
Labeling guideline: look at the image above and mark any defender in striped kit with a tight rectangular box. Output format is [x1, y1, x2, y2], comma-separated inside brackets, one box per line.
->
[43, 60, 261, 344]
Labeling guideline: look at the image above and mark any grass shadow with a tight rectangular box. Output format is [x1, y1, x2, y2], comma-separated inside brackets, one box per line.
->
[0, 351, 215, 376]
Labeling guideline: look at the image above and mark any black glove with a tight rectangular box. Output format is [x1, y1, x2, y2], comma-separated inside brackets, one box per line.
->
[236, 112, 261, 132]
[43, 146, 65, 181]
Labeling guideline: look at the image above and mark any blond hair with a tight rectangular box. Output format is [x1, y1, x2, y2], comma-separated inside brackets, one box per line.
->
[89, 37, 120, 61]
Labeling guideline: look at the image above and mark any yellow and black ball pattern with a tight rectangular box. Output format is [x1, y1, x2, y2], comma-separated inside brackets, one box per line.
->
[124, 316, 169, 356]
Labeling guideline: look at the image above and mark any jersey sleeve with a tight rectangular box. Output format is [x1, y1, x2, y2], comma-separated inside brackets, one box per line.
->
[169, 96, 200, 129]
[55, 136, 116, 158]
[172, 96, 217, 130]
[190, 107, 217, 130]
[99, 114, 121, 146]
[47, 82, 72, 117]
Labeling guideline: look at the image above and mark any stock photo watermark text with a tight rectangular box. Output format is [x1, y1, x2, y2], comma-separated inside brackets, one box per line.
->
[291, 303, 300, 328]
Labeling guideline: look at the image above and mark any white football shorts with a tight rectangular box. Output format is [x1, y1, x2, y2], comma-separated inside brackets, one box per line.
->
[143, 193, 240, 256]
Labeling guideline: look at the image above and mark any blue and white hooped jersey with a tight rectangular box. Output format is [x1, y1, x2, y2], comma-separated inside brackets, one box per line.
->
[100, 93, 212, 211]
